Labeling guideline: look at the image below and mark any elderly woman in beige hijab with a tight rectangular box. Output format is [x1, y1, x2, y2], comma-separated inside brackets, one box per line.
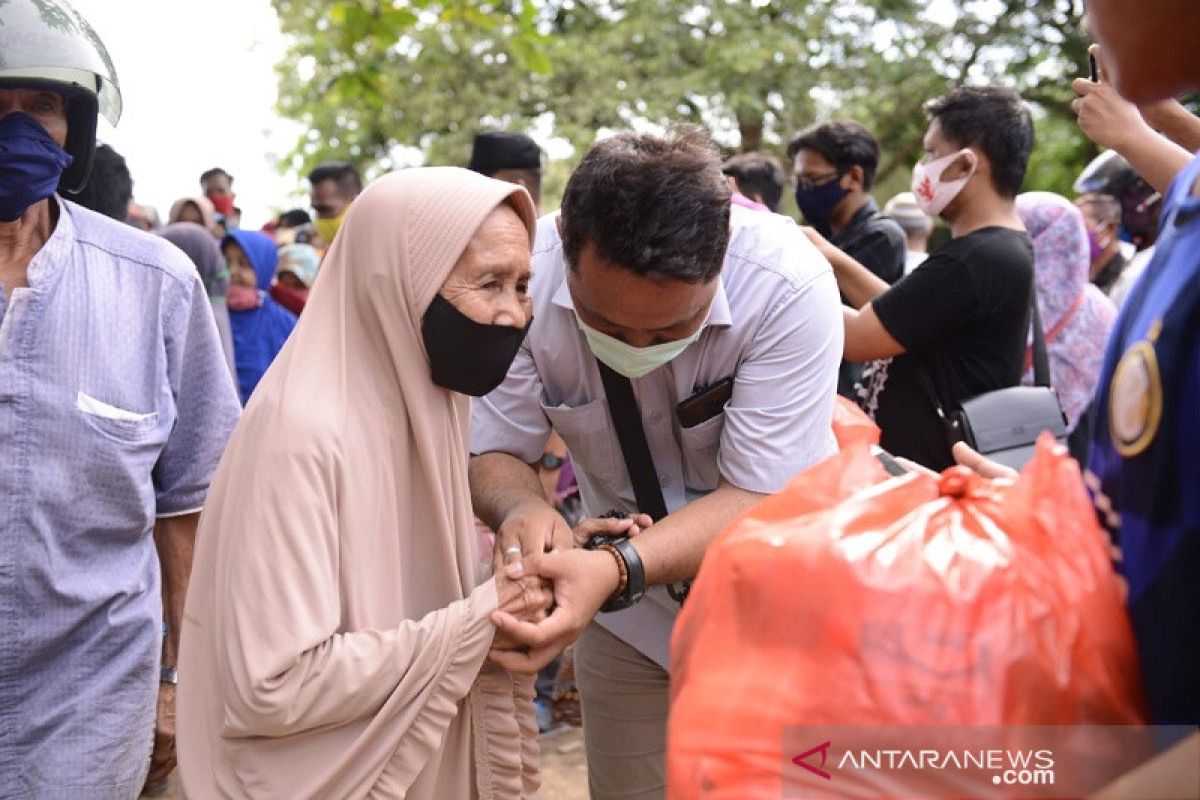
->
[177, 168, 546, 798]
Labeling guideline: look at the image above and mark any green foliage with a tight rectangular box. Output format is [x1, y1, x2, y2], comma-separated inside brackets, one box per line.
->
[272, 0, 1097, 201]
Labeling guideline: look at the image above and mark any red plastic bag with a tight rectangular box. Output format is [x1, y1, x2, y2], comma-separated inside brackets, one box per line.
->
[831, 396, 880, 449]
[668, 435, 1146, 799]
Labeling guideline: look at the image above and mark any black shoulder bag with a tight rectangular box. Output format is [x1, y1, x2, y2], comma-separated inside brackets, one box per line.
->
[594, 360, 692, 604]
[917, 284, 1068, 471]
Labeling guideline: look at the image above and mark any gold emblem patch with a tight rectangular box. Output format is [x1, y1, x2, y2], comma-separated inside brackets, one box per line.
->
[1109, 321, 1164, 458]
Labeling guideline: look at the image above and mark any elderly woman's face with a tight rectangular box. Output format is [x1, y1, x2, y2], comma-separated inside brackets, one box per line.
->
[438, 203, 532, 328]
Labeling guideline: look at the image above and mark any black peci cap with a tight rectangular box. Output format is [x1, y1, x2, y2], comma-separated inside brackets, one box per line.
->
[467, 131, 542, 175]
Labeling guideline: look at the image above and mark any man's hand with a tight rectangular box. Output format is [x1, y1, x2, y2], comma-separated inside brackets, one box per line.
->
[492, 498, 574, 572]
[1072, 74, 1151, 154]
[571, 513, 653, 547]
[487, 548, 621, 673]
[952, 441, 1019, 481]
[142, 682, 177, 792]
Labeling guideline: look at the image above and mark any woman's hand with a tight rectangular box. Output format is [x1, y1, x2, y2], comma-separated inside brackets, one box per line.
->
[491, 560, 553, 653]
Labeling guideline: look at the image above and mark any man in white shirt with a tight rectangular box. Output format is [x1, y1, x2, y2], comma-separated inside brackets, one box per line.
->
[470, 126, 841, 798]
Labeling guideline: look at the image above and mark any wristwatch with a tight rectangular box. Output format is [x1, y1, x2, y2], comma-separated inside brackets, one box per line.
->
[584, 534, 646, 612]
[160, 665, 178, 685]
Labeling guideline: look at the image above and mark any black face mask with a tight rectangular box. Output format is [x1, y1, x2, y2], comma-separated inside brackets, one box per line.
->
[421, 293, 530, 397]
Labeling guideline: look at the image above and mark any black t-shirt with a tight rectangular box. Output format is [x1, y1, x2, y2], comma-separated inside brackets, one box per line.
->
[861, 226, 1034, 470]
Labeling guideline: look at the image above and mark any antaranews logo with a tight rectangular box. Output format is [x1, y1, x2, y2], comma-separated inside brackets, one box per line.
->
[782, 725, 1197, 800]
[792, 740, 832, 781]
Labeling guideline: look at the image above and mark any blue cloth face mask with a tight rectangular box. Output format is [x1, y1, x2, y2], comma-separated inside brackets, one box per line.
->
[0, 113, 73, 223]
[794, 175, 848, 229]
[576, 315, 705, 379]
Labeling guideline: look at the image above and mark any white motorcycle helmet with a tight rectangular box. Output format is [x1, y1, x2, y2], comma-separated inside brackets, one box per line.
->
[0, 0, 122, 192]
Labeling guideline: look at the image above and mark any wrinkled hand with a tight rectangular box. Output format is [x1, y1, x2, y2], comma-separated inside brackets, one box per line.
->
[141, 682, 176, 792]
[572, 513, 653, 547]
[491, 561, 555, 657]
[487, 548, 622, 673]
[493, 498, 574, 574]
[951, 442, 1019, 481]
[1072, 46, 1153, 151]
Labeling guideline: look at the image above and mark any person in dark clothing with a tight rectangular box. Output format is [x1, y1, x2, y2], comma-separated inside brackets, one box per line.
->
[62, 143, 132, 222]
[809, 86, 1036, 471]
[788, 120, 907, 285]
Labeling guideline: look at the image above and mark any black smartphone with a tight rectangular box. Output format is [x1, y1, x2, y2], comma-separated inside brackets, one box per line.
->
[1088, 53, 1099, 82]
[676, 377, 734, 429]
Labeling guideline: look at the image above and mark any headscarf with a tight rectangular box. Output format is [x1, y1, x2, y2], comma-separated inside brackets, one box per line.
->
[1016, 192, 1118, 431]
[159, 221, 236, 380]
[276, 242, 321, 287]
[177, 168, 539, 799]
[167, 195, 217, 233]
[222, 229, 297, 403]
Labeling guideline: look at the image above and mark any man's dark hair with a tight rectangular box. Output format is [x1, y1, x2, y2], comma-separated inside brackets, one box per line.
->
[786, 121, 882, 190]
[560, 125, 731, 283]
[200, 167, 232, 187]
[307, 161, 363, 199]
[67, 143, 133, 221]
[924, 86, 1034, 199]
[722, 151, 787, 212]
[277, 208, 313, 228]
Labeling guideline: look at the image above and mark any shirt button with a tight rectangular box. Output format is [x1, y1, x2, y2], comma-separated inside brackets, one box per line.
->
[658, 474, 669, 486]
[648, 411, 664, 425]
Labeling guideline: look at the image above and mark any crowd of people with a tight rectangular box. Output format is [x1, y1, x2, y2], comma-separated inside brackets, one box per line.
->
[0, 0, 1196, 797]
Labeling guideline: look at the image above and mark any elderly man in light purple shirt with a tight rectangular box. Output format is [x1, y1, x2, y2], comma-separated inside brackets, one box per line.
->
[470, 126, 841, 798]
[0, 3, 240, 797]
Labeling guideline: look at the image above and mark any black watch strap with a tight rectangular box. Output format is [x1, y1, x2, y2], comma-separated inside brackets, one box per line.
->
[598, 537, 647, 613]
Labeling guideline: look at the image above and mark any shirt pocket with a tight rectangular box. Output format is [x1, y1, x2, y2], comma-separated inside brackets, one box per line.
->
[680, 412, 725, 492]
[541, 399, 624, 493]
[76, 391, 161, 442]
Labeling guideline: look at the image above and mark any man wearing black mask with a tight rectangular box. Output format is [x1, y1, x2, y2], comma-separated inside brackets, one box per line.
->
[790, 120, 906, 396]
[788, 120, 907, 286]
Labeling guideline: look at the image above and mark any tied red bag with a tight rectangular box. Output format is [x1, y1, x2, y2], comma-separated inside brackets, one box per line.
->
[668, 435, 1146, 799]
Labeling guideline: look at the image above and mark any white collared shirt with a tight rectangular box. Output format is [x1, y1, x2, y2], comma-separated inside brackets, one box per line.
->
[471, 205, 842, 667]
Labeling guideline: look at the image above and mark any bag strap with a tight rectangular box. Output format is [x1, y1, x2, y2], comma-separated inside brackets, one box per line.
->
[595, 360, 669, 521]
[1029, 283, 1052, 388]
[1024, 290, 1085, 373]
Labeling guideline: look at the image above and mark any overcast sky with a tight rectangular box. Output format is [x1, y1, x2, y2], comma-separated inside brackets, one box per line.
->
[69, 0, 305, 228]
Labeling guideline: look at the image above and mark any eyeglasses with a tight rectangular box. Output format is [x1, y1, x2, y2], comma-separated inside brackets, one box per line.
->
[539, 453, 566, 471]
[795, 171, 842, 191]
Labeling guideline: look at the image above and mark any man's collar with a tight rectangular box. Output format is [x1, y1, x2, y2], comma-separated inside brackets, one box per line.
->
[552, 267, 732, 328]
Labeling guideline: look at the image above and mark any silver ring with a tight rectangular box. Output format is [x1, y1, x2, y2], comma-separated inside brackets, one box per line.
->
[503, 546, 523, 557]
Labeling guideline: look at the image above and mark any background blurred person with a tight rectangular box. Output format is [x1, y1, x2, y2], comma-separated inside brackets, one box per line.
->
[222, 229, 297, 403]
[270, 242, 321, 316]
[1015, 192, 1117, 462]
[309, 160, 362, 246]
[883, 191, 934, 274]
[1074, 191, 1128, 295]
[468, 130, 543, 209]
[62, 142, 132, 221]
[161, 221, 238, 380]
[168, 194, 218, 237]
[722, 151, 787, 213]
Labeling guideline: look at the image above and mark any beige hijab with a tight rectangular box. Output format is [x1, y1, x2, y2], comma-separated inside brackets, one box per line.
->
[177, 168, 539, 799]
[168, 195, 218, 231]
